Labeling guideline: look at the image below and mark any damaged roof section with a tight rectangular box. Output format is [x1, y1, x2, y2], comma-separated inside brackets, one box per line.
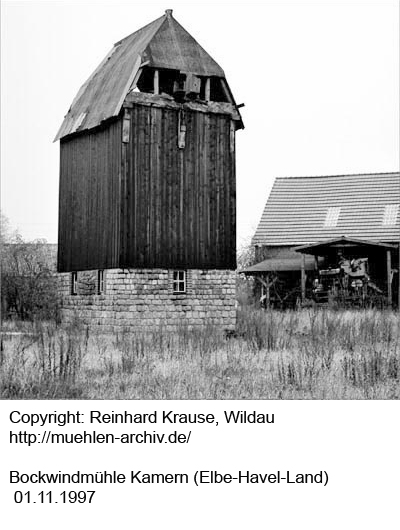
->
[55, 10, 233, 141]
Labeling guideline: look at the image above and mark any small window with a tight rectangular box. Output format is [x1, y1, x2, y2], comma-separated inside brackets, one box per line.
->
[97, 270, 105, 295]
[383, 204, 399, 226]
[324, 207, 341, 227]
[173, 270, 186, 293]
[71, 271, 78, 295]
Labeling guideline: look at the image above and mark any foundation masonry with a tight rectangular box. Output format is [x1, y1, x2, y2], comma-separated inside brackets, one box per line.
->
[58, 269, 236, 332]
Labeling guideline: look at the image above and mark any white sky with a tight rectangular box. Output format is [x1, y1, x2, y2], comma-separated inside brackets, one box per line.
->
[1, 1, 399, 247]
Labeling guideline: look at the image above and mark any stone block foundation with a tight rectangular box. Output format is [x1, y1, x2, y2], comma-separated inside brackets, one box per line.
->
[58, 269, 236, 332]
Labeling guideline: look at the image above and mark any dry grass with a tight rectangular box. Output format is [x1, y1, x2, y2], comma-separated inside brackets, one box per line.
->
[1, 308, 399, 399]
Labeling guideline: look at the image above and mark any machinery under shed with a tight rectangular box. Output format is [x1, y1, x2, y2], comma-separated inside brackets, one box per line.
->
[244, 172, 400, 308]
[295, 237, 397, 307]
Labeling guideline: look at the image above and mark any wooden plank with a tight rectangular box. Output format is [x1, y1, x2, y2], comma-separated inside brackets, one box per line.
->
[170, 109, 179, 265]
[125, 92, 241, 119]
[196, 111, 204, 266]
[132, 106, 139, 265]
[187, 110, 196, 266]
[154, 106, 162, 266]
[387, 249, 392, 306]
[215, 115, 221, 266]
[153, 69, 159, 95]
[205, 78, 210, 101]
[301, 254, 306, 301]
[122, 109, 131, 143]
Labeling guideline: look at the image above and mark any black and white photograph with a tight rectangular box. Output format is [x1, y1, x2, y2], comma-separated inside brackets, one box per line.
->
[1, 2, 399, 400]
[1, 2, 400, 529]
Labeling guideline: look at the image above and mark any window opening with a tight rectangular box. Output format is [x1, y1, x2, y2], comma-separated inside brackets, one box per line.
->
[209, 77, 229, 102]
[71, 272, 78, 295]
[173, 270, 186, 293]
[383, 204, 399, 226]
[324, 207, 341, 228]
[137, 67, 187, 99]
[97, 270, 105, 295]
[136, 67, 156, 93]
[134, 67, 227, 103]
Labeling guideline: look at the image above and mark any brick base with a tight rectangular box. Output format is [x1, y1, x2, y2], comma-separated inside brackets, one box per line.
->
[58, 269, 236, 332]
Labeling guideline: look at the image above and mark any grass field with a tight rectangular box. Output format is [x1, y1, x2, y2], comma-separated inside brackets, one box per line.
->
[1, 307, 399, 399]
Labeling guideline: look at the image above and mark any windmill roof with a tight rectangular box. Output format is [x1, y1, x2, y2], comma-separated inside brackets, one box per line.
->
[252, 172, 400, 246]
[55, 10, 225, 141]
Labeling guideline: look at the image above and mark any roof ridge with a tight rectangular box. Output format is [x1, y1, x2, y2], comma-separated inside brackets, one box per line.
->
[164, 14, 225, 77]
[114, 13, 165, 46]
[275, 171, 400, 180]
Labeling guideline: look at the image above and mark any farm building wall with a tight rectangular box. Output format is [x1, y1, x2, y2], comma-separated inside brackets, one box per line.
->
[58, 269, 236, 331]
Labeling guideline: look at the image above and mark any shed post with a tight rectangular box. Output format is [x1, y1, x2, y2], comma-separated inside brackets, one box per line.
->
[265, 273, 270, 309]
[386, 249, 392, 307]
[398, 243, 400, 310]
[301, 254, 306, 302]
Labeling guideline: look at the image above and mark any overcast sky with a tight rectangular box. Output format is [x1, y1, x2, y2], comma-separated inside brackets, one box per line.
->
[1, 1, 399, 247]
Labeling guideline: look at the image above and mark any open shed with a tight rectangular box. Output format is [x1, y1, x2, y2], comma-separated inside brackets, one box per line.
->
[295, 236, 397, 307]
[245, 172, 400, 308]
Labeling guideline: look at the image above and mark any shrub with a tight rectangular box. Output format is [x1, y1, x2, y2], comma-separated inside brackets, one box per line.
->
[236, 239, 256, 306]
[1, 235, 60, 321]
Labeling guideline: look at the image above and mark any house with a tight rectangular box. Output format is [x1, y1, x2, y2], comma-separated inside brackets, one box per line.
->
[54, 10, 243, 331]
[243, 172, 400, 307]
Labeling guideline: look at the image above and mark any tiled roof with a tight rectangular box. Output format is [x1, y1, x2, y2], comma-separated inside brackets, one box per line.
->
[252, 172, 400, 246]
[55, 11, 225, 141]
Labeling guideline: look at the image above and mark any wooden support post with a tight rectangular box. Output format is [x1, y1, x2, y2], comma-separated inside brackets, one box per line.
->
[177, 109, 186, 149]
[258, 275, 277, 309]
[314, 256, 318, 270]
[398, 243, 400, 311]
[153, 69, 159, 95]
[122, 109, 130, 143]
[205, 78, 210, 101]
[387, 249, 392, 307]
[301, 254, 306, 302]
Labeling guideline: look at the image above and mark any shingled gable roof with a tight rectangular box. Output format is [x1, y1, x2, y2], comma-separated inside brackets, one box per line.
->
[252, 172, 400, 246]
[55, 10, 226, 141]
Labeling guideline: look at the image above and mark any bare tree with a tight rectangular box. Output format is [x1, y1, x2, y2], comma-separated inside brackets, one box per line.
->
[236, 238, 256, 306]
[1, 217, 59, 321]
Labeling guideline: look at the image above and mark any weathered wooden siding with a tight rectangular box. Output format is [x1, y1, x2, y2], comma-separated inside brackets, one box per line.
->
[58, 104, 236, 272]
[120, 104, 236, 269]
[58, 120, 122, 272]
